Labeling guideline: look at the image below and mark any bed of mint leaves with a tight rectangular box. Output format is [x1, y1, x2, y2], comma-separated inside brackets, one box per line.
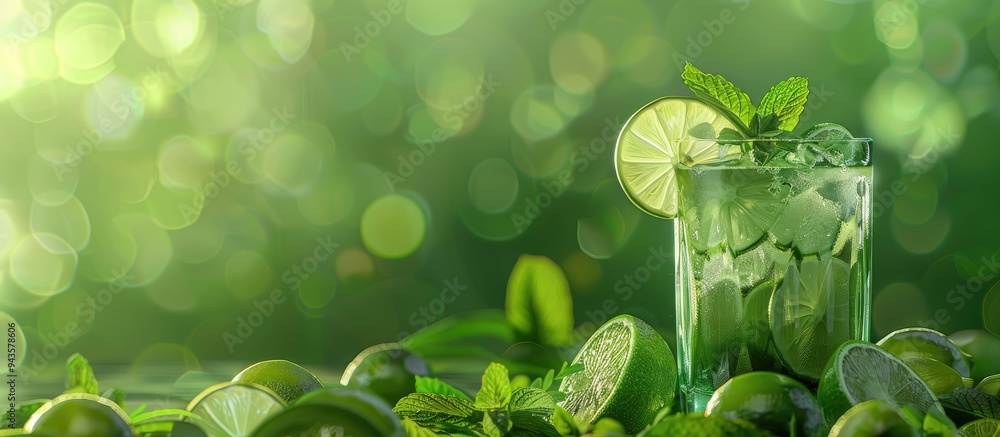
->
[680, 62, 814, 165]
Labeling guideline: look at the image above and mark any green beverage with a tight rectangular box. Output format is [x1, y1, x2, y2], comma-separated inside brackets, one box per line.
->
[614, 63, 875, 413]
[674, 138, 872, 411]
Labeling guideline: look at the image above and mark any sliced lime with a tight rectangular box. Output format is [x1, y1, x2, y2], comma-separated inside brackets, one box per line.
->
[828, 399, 919, 437]
[559, 315, 677, 434]
[877, 327, 972, 379]
[770, 190, 842, 256]
[803, 123, 853, 141]
[899, 355, 967, 397]
[681, 170, 789, 253]
[705, 371, 827, 436]
[740, 281, 781, 372]
[24, 394, 135, 437]
[735, 241, 792, 291]
[976, 375, 1000, 397]
[960, 419, 1000, 437]
[341, 343, 430, 407]
[615, 96, 740, 219]
[693, 278, 743, 387]
[185, 382, 286, 437]
[252, 388, 403, 437]
[770, 256, 851, 380]
[817, 341, 941, 422]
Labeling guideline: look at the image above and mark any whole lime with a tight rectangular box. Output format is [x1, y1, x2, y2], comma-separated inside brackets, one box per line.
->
[705, 371, 827, 436]
[233, 359, 324, 403]
[341, 343, 430, 406]
[24, 394, 135, 437]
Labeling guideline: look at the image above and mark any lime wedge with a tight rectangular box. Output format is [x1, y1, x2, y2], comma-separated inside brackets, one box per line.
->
[817, 341, 941, 422]
[559, 315, 677, 434]
[186, 382, 286, 437]
[828, 399, 919, 437]
[878, 327, 973, 379]
[24, 394, 135, 437]
[976, 375, 1000, 397]
[615, 96, 740, 219]
[770, 256, 851, 380]
[233, 360, 324, 403]
[960, 419, 1000, 437]
[705, 371, 827, 437]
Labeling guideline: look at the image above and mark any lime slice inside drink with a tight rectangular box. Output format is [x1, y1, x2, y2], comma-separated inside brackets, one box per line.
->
[559, 315, 677, 434]
[233, 360, 324, 403]
[693, 278, 743, 386]
[615, 96, 740, 219]
[769, 256, 851, 380]
[770, 190, 841, 256]
[684, 171, 791, 253]
[877, 327, 973, 379]
[741, 281, 781, 372]
[817, 341, 940, 422]
[186, 382, 286, 437]
[960, 419, 1000, 437]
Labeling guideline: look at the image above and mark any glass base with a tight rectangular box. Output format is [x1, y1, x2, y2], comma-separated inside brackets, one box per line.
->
[679, 386, 714, 413]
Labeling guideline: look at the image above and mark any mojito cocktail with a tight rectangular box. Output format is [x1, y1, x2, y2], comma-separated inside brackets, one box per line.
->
[674, 138, 872, 411]
[614, 63, 874, 413]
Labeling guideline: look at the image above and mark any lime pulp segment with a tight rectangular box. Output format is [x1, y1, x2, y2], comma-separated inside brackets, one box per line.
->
[186, 382, 286, 437]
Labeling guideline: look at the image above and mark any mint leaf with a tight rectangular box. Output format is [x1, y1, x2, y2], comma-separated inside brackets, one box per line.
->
[402, 418, 440, 437]
[681, 62, 755, 127]
[555, 363, 584, 380]
[757, 76, 809, 131]
[941, 387, 1000, 419]
[66, 353, 99, 395]
[687, 122, 717, 140]
[416, 376, 472, 401]
[551, 406, 581, 436]
[506, 255, 574, 346]
[15, 399, 47, 428]
[509, 387, 554, 418]
[718, 128, 745, 142]
[102, 387, 126, 409]
[476, 363, 512, 409]
[483, 411, 506, 437]
[394, 393, 481, 430]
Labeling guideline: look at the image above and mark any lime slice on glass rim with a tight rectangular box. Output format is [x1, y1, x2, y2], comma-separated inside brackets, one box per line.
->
[769, 256, 852, 381]
[614, 96, 741, 219]
[817, 341, 941, 422]
[185, 382, 286, 437]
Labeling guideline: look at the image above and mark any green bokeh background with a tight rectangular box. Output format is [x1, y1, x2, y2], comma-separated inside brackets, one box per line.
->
[1, 0, 999, 396]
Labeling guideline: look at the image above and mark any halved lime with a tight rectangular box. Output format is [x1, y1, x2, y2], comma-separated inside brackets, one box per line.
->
[741, 281, 781, 372]
[615, 96, 741, 219]
[960, 419, 1000, 437]
[559, 315, 677, 434]
[898, 355, 966, 397]
[233, 359, 324, 403]
[976, 375, 1000, 397]
[817, 341, 940, 422]
[24, 393, 135, 437]
[877, 327, 972, 379]
[682, 170, 790, 253]
[705, 371, 827, 436]
[185, 382, 286, 437]
[770, 256, 851, 380]
[252, 388, 403, 437]
[828, 399, 919, 437]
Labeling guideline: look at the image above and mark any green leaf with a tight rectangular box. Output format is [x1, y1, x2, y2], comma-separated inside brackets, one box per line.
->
[133, 421, 174, 434]
[718, 127, 745, 142]
[922, 404, 959, 436]
[66, 353, 99, 395]
[508, 388, 554, 417]
[687, 122, 717, 140]
[591, 417, 628, 437]
[477, 363, 512, 409]
[757, 76, 809, 131]
[483, 411, 506, 437]
[102, 387, 126, 410]
[555, 363, 584, 380]
[129, 404, 147, 419]
[14, 399, 48, 427]
[506, 255, 574, 346]
[681, 62, 755, 127]
[402, 418, 442, 437]
[395, 393, 481, 430]
[551, 406, 581, 436]
[941, 387, 1000, 419]
[416, 376, 472, 401]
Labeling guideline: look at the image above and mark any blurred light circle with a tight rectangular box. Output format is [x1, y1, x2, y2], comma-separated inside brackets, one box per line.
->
[0, 200, 22, 261]
[86, 74, 145, 141]
[30, 196, 90, 252]
[619, 35, 674, 88]
[158, 135, 214, 190]
[10, 233, 76, 296]
[552, 86, 592, 119]
[985, 282, 1000, 336]
[0, 1, 20, 25]
[988, 0, 1000, 62]
[873, 1, 919, 49]
[361, 194, 427, 259]
[406, 0, 475, 35]
[144, 183, 202, 231]
[510, 86, 568, 142]
[550, 32, 609, 95]
[510, 134, 573, 179]
[130, 0, 203, 57]
[131, 343, 200, 376]
[874, 282, 929, 335]
[169, 209, 226, 264]
[185, 31, 259, 134]
[59, 56, 116, 85]
[0, 311, 26, 368]
[0, 270, 49, 310]
[793, 0, 855, 31]
[406, 104, 453, 146]
[225, 127, 269, 184]
[314, 27, 384, 112]
[97, 150, 156, 204]
[262, 132, 323, 195]
[890, 211, 950, 255]
[298, 273, 336, 309]
[957, 66, 1000, 119]
[54, 3, 125, 70]
[362, 87, 404, 135]
[468, 158, 519, 214]
[115, 213, 173, 286]
[922, 20, 967, 81]
[0, 43, 25, 101]
[256, 0, 314, 63]
[10, 80, 58, 123]
[561, 252, 602, 292]
[298, 167, 355, 226]
[579, 0, 655, 54]
[23, 36, 60, 81]
[863, 68, 965, 158]
[335, 246, 375, 285]
[415, 38, 484, 109]
[577, 208, 627, 260]
[225, 250, 272, 299]
[28, 154, 79, 206]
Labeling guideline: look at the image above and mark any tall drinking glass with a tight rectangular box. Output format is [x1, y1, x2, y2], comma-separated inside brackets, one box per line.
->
[674, 138, 872, 412]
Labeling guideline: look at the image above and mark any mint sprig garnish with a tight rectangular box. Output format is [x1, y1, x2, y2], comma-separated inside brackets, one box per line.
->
[758, 76, 810, 132]
[681, 63, 756, 127]
[395, 362, 563, 436]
